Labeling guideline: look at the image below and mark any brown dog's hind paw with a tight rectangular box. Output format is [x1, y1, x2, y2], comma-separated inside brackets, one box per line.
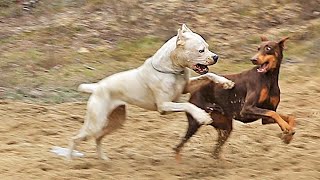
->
[212, 150, 224, 159]
[173, 147, 182, 163]
[175, 152, 182, 163]
[281, 130, 295, 144]
[284, 129, 296, 136]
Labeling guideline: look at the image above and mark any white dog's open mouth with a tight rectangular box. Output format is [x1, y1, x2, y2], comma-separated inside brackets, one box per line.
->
[192, 64, 209, 75]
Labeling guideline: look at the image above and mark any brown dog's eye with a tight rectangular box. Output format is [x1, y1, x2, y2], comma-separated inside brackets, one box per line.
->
[258, 47, 261, 51]
[265, 46, 271, 51]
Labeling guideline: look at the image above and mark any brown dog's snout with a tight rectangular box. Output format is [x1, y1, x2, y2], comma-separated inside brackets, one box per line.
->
[212, 55, 219, 63]
[250, 58, 258, 64]
[250, 54, 259, 64]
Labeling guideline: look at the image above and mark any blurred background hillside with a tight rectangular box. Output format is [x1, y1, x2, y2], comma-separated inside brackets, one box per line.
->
[0, 0, 319, 103]
[1, 1, 320, 179]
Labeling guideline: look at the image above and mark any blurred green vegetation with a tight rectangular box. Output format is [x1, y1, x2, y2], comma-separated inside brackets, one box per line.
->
[0, 0, 319, 103]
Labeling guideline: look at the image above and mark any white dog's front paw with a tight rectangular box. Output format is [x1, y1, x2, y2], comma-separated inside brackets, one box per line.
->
[222, 80, 235, 89]
[218, 77, 235, 89]
[194, 110, 212, 125]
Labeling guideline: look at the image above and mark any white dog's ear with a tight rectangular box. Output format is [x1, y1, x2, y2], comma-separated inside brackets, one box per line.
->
[176, 24, 192, 46]
[176, 28, 185, 46]
[181, 24, 192, 33]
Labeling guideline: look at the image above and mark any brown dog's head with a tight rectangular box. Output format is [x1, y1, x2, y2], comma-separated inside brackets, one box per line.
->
[250, 36, 289, 73]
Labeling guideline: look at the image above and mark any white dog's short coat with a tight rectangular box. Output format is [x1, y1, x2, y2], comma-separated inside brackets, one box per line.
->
[68, 24, 234, 160]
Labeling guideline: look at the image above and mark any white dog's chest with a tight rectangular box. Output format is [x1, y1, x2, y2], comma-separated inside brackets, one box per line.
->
[161, 74, 187, 101]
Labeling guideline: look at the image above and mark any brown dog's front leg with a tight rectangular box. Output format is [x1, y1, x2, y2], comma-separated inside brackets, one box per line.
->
[279, 114, 296, 128]
[279, 114, 296, 143]
[262, 114, 295, 127]
[242, 107, 292, 131]
[213, 128, 232, 159]
[174, 113, 201, 162]
[241, 107, 295, 143]
[262, 117, 275, 124]
[264, 111, 294, 132]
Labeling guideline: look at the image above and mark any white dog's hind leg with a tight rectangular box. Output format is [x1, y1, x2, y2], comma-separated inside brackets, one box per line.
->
[94, 104, 126, 160]
[67, 127, 90, 160]
[158, 102, 212, 125]
[68, 94, 111, 160]
[95, 138, 109, 160]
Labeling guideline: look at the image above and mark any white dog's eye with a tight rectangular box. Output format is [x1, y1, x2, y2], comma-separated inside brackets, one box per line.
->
[199, 49, 205, 53]
[265, 46, 271, 51]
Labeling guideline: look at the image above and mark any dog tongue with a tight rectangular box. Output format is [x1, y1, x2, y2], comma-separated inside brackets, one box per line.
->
[257, 63, 267, 73]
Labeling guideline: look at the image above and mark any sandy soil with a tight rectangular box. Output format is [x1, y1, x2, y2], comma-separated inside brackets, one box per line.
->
[0, 77, 319, 180]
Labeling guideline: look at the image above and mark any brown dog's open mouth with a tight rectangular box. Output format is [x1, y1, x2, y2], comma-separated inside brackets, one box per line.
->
[192, 64, 209, 75]
[257, 62, 269, 73]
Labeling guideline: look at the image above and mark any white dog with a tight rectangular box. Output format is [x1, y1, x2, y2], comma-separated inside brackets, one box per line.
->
[68, 24, 234, 160]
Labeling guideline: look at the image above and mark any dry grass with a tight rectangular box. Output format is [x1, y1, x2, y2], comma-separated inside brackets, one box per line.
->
[0, 0, 319, 104]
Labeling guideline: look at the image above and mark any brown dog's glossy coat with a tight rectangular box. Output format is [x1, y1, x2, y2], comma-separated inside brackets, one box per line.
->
[175, 37, 296, 159]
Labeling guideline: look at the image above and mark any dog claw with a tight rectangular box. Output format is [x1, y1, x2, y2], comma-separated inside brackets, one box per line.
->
[283, 129, 295, 135]
[222, 81, 235, 89]
[281, 129, 295, 144]
[216, 76, 235, 89]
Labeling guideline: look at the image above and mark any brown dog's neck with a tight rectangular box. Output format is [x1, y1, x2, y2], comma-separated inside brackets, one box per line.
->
[259, 60, 282, 87]
[269, 51, 283, 79]
[267, 68, 280, 83]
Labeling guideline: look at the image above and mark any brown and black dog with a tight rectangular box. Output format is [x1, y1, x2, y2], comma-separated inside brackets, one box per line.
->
[175, 36, 296, 159]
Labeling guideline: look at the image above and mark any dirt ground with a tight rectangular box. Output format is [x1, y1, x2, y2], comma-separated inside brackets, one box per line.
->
[0, 74, 319, 180]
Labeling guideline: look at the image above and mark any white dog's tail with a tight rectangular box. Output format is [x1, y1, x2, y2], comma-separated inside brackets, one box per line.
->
[78, 83, 98, 93]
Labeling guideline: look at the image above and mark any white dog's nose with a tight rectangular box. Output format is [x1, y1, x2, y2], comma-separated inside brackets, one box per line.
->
[212, 55, 219, 63]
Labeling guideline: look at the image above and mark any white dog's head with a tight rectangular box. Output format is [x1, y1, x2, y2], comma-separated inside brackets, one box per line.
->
[171, 24, 219, 75]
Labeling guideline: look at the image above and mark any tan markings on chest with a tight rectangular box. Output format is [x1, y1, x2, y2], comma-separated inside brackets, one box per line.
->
[270, 96, 280, 107]
[258, 87, 269, 103]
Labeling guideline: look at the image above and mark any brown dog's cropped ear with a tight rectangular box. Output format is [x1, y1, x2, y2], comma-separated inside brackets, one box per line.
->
[278, 37, 289, 49]
[260, 36, 268, 42]
[176, 28, 185, 46]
